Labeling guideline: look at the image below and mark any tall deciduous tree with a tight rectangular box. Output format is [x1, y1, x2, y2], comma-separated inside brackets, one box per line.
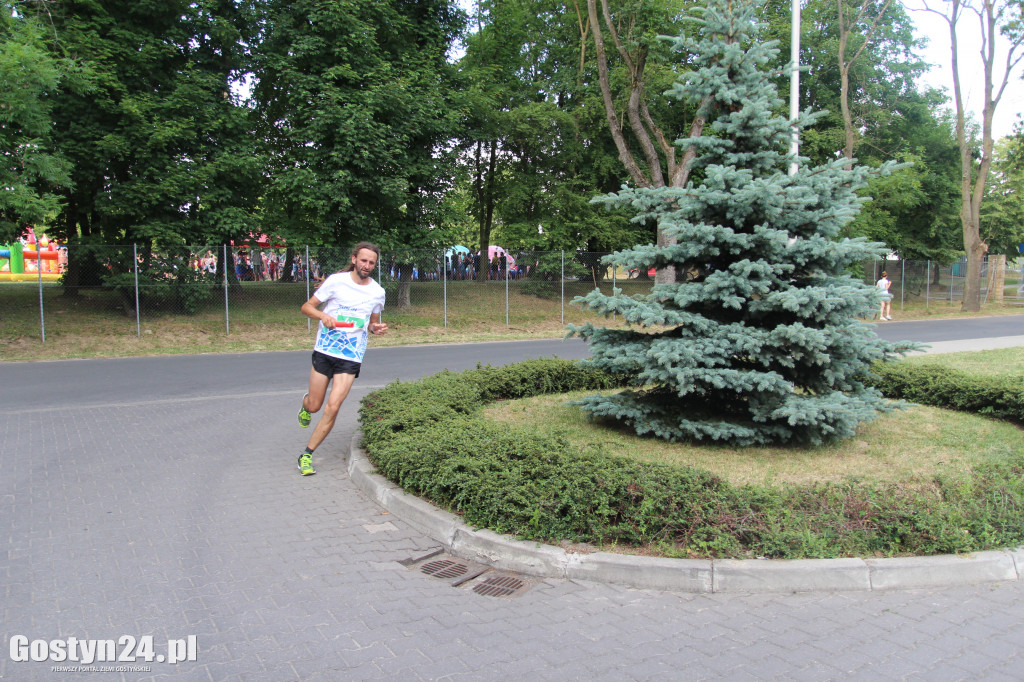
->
[571, 0, 915, 446]
[253, 0, 465, 254]
[835, 0, 900, 163]
[0, 2, 72, 242]
[981, 130, 1024, 255]
[457, 0, 647, 283]
[921, 0, 1024, 311]
[586, 0, 700, 282]
[846, 90, 963, 263]
[761, 0, 961, 261]
[43, 0, 261, 290]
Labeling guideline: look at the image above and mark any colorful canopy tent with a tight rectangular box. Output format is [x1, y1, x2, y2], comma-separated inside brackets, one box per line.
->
[486, 245, 516, 267]
[445, 245, 471, 259]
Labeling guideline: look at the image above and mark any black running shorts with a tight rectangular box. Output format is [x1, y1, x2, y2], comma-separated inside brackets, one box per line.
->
[311, 351, 361, 379]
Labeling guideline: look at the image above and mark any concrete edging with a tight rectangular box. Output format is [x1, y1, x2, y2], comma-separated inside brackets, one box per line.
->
[347, 434, 1024, 594]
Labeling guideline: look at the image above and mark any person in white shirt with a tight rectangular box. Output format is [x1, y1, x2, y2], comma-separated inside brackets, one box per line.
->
[876, 270, 892, 321]
[295, 242, 388, 475]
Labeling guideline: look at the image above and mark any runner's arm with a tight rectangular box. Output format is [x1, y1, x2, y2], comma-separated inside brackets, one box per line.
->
[369, 312, 388, 335]
[301, 295, 336, 329]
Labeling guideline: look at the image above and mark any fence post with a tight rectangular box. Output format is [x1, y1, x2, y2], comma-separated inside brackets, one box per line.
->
[38, 249, 45, 342]
[560, 250, 565, 326]
[949, 262, 953, 305]
[305, 245, 311, 332]
[505, 252, 509, 326]
[223, 244, 230, 334]
[611, 263, 616, 322]
[133, 243, 141, 338]
[443, 248, 448, 329]
[925, 260, 930, 309]
[900, 258, 905, 311]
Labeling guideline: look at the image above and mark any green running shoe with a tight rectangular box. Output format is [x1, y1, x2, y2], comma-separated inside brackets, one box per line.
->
[298, 453, 316, 476]
[298, 393, 312, 428]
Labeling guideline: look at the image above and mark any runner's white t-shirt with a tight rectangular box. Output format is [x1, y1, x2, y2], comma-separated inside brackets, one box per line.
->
[312, 272, 385, 363]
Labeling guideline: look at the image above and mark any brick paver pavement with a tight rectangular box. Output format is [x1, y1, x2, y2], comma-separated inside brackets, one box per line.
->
[2, 346, 1023, 681]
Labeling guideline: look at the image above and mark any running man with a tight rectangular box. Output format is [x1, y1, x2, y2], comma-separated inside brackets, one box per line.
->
[296, 242, 388, 475]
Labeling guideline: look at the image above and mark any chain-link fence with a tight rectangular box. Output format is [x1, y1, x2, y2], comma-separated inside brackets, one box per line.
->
[3, 246, 1023, 342]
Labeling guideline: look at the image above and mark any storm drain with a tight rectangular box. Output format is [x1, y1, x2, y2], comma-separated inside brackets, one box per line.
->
[403, 550, 489, 587]
[401, 550, 533, 597]
[421, 558, 471, 580]
[471, 574, 531, 598]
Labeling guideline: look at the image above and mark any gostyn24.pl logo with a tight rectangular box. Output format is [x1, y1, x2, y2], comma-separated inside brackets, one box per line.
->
[9, 635, 197, 665]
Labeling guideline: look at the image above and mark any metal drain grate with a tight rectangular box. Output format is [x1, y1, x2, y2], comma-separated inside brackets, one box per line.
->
[401, 552, 531, 596]
[420, 559, 471, 580]
[472, 574, 528, 598]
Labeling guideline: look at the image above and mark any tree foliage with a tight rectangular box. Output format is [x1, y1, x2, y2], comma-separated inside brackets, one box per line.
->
[40, 0, 262, 250]
[982, 129, 1024, 255]
[571, 0, 916, 446]
[921, 0, 1024, 311]
[253, 0, 466, 251]
[5, 0, 990, 280]
[0, 2, 72, 243]
[456, 0, 653, 273]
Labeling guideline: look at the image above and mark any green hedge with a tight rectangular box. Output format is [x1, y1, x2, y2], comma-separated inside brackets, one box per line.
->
[359, 358, 1024, 559]
[870, 362, 1024, 423]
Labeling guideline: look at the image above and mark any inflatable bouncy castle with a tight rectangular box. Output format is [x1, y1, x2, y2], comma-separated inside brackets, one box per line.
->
[1, 230, 65, 282]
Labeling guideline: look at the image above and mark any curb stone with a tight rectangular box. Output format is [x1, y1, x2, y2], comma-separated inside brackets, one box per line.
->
[347, 433, 1024, 594]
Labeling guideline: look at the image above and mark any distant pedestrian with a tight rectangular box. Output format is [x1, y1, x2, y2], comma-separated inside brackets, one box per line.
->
[295, 242, 388, 475]
[876, 270, 892, 321]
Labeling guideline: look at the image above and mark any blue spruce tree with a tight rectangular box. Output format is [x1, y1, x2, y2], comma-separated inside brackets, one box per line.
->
[570, 0, 916, 446]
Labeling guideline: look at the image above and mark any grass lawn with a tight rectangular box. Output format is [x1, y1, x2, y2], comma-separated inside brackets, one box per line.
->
[484, 347, 1024, 491]
[2, 276, 1023, 362]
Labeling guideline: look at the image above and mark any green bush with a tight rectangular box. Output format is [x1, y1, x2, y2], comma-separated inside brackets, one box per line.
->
[359, 358, 1024, 559]
[870, 362, 1024, 423]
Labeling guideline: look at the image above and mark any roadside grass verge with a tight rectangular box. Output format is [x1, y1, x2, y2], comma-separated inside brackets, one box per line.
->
[899, 346, 1024, 378]
[1, 279, 629, 361]
[2, 278, 1022, 361]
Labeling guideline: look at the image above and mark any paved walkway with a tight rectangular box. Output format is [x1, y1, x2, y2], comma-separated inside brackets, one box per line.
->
[3, 324, 1024, 680]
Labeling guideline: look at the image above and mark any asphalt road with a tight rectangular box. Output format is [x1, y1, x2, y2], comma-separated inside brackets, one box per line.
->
[2, 317, 1023, 681]
[2, 314, 1020, 412]
[869, 313, 1023, 343]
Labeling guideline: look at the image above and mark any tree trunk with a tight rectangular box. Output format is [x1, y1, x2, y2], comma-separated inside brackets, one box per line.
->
[836, 0, 896, 166]
[988, 253, 1005, 301]
[61, 195, 83, 298]
[280, 246, 295, 283]
[397, 262, 414, 308]
[839, 65, 855, 164]
[939, 0, 1021, 311]
[475, 139, 496, 283]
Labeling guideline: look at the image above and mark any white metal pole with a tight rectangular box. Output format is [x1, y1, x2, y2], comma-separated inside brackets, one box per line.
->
[926, 260, 930, 309]
[37, 246, 45, 343]
[949, 262, 954, 305]
[900, 258, 905, 310]
[788, 0, 801, 176]
[305, 245, 311, 332]
[223, 244, 230, 334]
[443, 249, 448, 328]
[560, 250, 565, 325]
[134, 243, 141, 338]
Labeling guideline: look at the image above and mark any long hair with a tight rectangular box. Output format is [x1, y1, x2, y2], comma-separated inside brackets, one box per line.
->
[341, 241, 380, 271]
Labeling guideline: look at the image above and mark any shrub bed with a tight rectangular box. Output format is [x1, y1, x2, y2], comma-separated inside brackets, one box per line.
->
[870, 361, 1024, 424]
[359, 358, 1024, 559]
